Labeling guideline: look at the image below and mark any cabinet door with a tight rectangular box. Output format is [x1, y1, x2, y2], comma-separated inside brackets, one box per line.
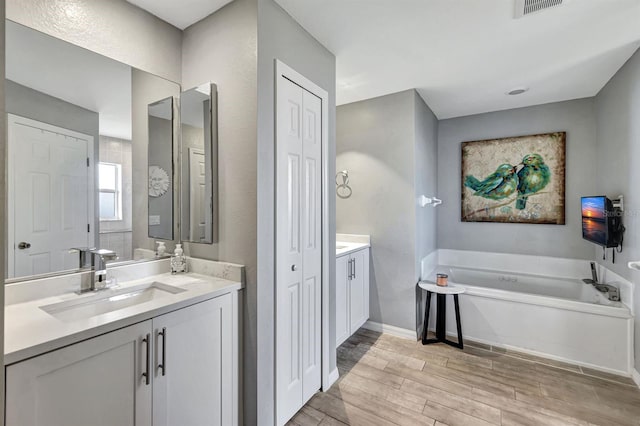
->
[153, 294, 234, 426]
[6, 321, 152, 426]
[335, 255, 350, 346]
[349, 249, 370, 333]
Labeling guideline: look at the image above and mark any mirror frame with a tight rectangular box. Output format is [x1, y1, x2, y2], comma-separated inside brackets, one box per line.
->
[179, 83, 219, 244]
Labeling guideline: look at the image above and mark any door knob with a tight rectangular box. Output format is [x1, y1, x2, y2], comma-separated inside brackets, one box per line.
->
[18, 242, 31, 250]
[291, 264, 298, 271]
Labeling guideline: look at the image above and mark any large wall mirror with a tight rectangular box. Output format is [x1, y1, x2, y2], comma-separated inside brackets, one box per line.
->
[180, 83, 219, 243]
[5, 20, 180, 281]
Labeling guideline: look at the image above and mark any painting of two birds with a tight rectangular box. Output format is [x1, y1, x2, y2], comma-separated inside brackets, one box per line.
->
[461, 132, 566, 224]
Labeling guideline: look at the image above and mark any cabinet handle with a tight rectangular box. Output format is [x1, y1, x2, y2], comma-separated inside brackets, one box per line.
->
[158, 327, 167, 376]
[349, 259, 354, 280]
[142, 333, 151, 385]
[353, 258, 356, 279]
[347, 259, 351, 280]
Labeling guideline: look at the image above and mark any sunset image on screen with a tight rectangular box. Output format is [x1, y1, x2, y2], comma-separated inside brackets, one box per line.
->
[582, 197, 605, 220]
[582, 197, 607, 245]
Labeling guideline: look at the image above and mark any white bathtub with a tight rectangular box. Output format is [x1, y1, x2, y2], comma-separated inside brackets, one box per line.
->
[422, 251, 633, 375]
[441, 266, 624, 310]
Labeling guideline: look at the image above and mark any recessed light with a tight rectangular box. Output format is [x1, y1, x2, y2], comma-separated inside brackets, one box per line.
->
[507, 87, 529, 96]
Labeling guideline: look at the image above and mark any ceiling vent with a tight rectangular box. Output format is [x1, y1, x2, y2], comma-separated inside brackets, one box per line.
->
[515, 0, 563, 18]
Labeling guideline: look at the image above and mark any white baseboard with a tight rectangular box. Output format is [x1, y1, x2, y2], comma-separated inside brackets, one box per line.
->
[324, 368, 339, 391]
[632, 368, 640, 388]
[364, 321, 632, 378]
[363, 320, 417, 340]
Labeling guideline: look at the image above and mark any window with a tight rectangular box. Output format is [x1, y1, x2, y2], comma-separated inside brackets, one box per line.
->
[99, 162, 122, 221]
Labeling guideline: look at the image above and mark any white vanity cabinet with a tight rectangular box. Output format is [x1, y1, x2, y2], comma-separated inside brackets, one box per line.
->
[153, 294, 235, 426]
[336, 247, 370, 347]
[6, 294, 238, 426]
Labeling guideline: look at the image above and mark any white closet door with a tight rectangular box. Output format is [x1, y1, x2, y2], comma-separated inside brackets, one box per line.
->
[276, 76, 322, 425]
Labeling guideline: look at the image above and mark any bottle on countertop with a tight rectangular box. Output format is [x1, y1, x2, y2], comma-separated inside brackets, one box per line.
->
[156, 241, 166, 257]
[171, 243, 187, 274]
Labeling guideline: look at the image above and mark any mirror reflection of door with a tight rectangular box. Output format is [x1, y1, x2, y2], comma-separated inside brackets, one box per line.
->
[189, 148, 208, 241]
[180, 83, 218, 244]
[8, 115, 94, 278]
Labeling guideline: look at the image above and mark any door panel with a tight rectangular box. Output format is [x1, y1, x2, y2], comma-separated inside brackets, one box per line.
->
[301, 89, 322, 401]
[6, 321, 152, 426]
[335, 255, 350, 346]
[152, 296, 234, 426]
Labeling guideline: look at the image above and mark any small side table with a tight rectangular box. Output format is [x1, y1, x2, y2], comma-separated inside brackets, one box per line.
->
[418, 281, 465, 349]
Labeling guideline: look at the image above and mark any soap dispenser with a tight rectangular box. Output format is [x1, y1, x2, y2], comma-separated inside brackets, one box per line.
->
[171, 243, 187, 274]
[156, 241, 166, 257]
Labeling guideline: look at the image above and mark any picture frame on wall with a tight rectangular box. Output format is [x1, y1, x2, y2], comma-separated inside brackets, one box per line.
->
[461, 132, 566, 224]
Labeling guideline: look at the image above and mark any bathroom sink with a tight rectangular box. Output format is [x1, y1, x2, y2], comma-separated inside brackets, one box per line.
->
[40, 282, 187, 322]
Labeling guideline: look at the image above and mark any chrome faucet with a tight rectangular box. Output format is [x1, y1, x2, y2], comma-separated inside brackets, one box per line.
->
[72, 249, 118, 293]
[69, 247, 96, 269]
[594, 283, 621, 302]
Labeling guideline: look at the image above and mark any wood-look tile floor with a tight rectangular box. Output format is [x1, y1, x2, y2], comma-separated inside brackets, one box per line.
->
[287, 329, 640, 426]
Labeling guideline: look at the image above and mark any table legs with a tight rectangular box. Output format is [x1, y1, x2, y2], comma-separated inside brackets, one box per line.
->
[421, 290, 463, 349]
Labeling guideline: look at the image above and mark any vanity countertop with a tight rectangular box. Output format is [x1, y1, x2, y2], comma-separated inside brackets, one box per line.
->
[336, 233, 371, 257]
[5, 270, 243, 365]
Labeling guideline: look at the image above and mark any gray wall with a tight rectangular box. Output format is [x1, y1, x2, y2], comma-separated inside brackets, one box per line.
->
[180, 0, 258, 422]
[5, 80, 99, 143]
[413, 93, 438, 339]
[131, 69, 180, 252]
[256, 0, 336, 423]
[7, 0, 182, 82]
[337, 90, 421, 331]
[437, 99, 598, 260]
[414, 94, 439, 276]
[594, 49, 640, 372]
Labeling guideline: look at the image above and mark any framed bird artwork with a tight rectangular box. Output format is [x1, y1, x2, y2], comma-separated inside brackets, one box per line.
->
[461, 132, 566, 224]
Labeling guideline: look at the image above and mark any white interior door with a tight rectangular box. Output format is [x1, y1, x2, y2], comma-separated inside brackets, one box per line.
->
[276, 75, 323, 425]
[189, 148, 208, 242]
[8, 115, 94, 278]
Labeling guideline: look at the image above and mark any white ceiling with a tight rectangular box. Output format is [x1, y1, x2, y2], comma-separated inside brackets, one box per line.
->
[275, 0, 640, 119]
[126, 0, 234, 29]
[6, 21, 133, 140]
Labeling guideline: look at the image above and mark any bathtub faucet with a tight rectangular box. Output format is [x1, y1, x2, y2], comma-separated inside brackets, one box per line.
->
[594, 283, 620, 302]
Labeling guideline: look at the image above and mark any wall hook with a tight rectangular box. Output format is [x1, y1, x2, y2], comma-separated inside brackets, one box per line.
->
[419, 195, 442, 207]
